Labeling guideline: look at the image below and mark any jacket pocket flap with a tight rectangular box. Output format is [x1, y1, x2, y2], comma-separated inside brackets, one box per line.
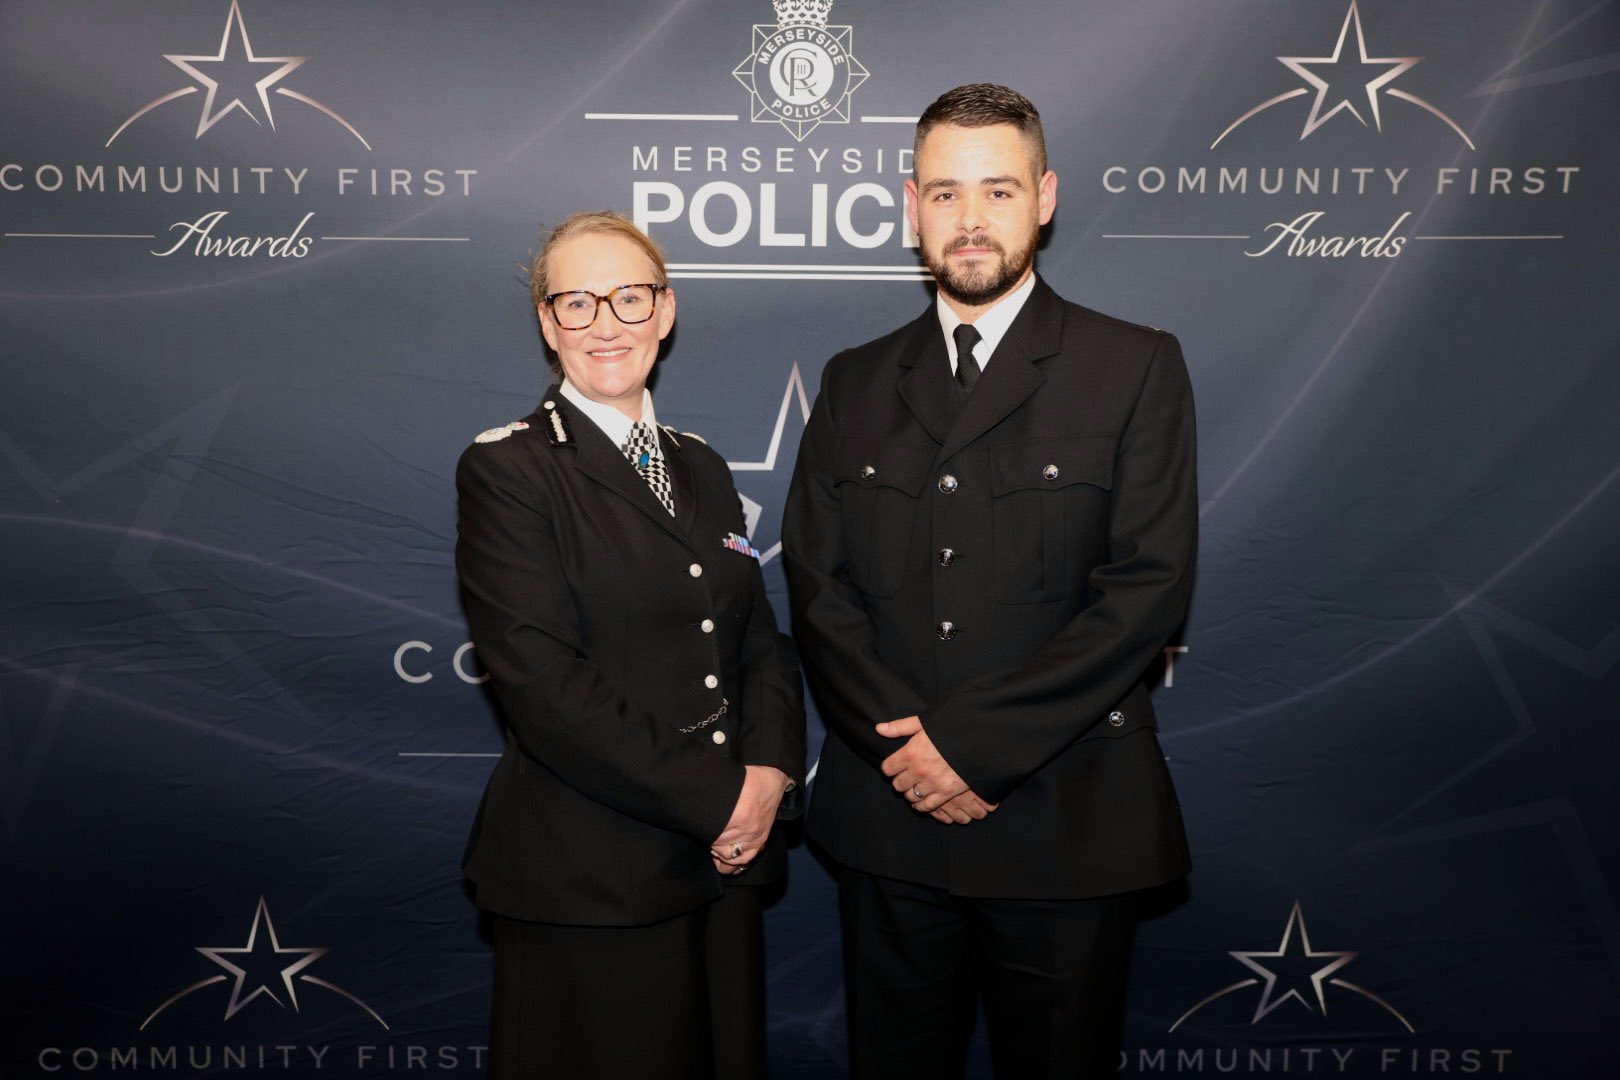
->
[989, 436, 1115, 496]
[835, 436, 933, 497]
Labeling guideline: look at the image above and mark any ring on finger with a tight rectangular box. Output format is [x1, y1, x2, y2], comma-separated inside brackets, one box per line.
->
[729, 842, 743, 859]
[911, 785, 925, 801]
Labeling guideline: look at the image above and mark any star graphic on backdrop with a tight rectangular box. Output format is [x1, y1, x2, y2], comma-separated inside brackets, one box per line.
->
[164, 0, 304, 138]
[138, 895, 390, 1030]
[727, 362, 812, 566]
[1211, 1, 1474, 150]
[1170, 901, 1413, 1033]
[1229, 901, 1356, 1022]
[196, 896, 325, 1020]
[106, 0, 370, 149]
[1278, 0, 1415, 139]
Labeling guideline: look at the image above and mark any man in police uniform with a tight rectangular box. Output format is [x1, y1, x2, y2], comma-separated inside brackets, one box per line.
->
[782, 84, 1196, 1078]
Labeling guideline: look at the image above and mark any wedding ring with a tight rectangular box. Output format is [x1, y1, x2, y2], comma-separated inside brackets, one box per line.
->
[911, 785, 924, 801]
[729, 842, 743, 859]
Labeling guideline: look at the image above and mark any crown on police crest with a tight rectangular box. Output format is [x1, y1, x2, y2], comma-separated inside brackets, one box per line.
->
[773, 0, 833, 29]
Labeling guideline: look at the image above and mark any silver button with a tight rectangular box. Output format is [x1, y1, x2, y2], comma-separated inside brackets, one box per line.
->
[860, 465, 876, 480]
[704, 674, 719, 689]
[938, 548, 955, 566]
[936, 620, 957, 640]
[1107, 710, 1125, 727]
[700, 618, 715, 634]
[711, 730, 727, 745]
[937, 474, 958, 494]
[1043, 464, 1060, 481]
[689, 563, 703, 577]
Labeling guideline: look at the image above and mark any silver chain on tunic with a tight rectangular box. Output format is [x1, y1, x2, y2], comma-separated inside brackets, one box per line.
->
[679, 697, 728, 734]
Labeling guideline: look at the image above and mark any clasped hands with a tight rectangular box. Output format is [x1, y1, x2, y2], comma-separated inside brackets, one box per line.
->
[878, 715, 998, 825]
[711, 765, 792, 876]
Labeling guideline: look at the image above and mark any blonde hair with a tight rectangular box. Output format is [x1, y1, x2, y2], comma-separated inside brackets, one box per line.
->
[529, 210, 669, 309]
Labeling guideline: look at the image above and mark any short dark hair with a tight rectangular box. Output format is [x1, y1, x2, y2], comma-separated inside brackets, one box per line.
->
[914, 83, 1047, 177]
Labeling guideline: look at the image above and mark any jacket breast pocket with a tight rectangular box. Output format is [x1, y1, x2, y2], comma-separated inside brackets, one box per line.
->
[834, 436, 931, 598]
[988, 436, 1115, 604]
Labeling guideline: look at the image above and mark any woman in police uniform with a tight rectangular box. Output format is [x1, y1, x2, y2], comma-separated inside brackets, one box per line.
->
[456, 211, 804, 1079]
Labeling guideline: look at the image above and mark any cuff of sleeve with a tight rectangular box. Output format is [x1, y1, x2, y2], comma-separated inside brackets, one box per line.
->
[685, 759, 749, 845]
[919, 699, 1015, 805]
[776, 778, 803, 821]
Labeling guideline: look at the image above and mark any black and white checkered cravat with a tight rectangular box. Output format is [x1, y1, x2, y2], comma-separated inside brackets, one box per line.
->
[623, 421, 675, 516]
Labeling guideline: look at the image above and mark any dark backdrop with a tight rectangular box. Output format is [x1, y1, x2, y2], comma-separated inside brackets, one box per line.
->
[3, 1, 1616, 1076]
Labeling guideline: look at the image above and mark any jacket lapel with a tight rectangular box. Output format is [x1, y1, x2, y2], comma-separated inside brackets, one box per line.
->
[895, 310, 957, 446]
[938, 278, 1064, 460]
[558, 396, 695, 549]
[661, 429, 702, 538]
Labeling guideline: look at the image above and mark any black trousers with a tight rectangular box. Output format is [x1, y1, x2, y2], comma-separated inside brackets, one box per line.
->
[489, 885, 765, 1080]
[837, 868, 1136, 1080]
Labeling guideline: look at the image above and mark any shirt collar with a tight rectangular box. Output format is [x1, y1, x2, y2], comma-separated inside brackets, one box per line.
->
[936, 271, 1038, 374]
[559, 382, 661, 453]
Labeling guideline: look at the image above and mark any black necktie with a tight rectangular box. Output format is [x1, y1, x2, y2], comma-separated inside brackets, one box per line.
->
[953, 323, 982, 395]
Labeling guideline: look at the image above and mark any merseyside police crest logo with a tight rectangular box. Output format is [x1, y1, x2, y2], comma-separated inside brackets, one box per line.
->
[732, 0, 868, 142]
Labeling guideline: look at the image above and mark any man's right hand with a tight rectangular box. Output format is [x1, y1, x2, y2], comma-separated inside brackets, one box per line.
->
[929, 790, 999, 825]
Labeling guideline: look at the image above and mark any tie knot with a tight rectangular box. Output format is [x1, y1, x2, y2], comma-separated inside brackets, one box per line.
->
[952, 323, 984, 393]
[953, 323, 982, 362]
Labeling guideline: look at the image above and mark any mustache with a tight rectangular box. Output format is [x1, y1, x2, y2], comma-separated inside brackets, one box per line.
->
[945, 234, 1003, 255]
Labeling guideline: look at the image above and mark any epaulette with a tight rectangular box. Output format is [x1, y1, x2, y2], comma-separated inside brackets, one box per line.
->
[474, 420, 531, 444]
[662, 424, 706, 446]
[540, 399, 573, 445]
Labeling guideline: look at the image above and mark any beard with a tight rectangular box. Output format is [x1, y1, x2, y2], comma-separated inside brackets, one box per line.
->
[922, 228, 1038, 307]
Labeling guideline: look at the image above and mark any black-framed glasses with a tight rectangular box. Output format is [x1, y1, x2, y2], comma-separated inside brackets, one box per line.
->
[542, 283, 667, 330]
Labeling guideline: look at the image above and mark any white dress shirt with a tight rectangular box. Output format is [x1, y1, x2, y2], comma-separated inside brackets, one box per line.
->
[935, 271, 1038, 377]
[560, 382, 664, 461]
